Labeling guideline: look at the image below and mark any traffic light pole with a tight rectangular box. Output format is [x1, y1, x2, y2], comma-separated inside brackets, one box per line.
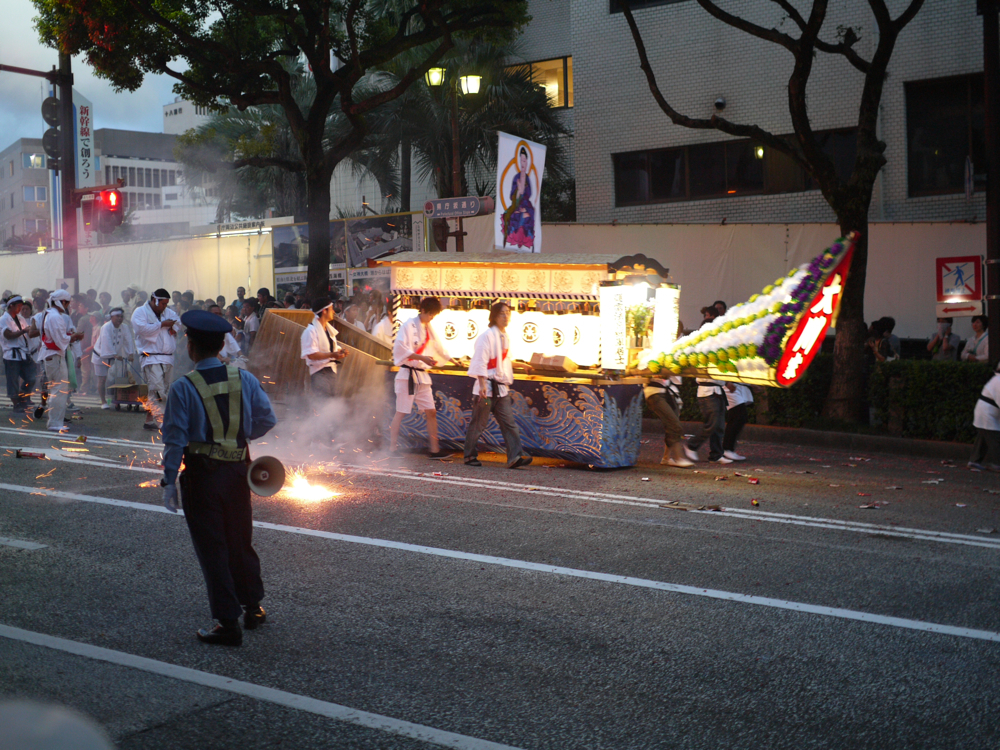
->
[58, 52, 77, 288]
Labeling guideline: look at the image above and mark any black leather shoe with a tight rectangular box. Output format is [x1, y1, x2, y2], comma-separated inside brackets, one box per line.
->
[427, 449, 453, 459]
[509, 455, 533, 469]
[196, 622, 242, 646]
[243, 605, 266, 630]
[464, 458, 482, 467]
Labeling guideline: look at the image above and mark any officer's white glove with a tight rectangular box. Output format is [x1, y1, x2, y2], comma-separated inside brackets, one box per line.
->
[162, 481, 180, 513]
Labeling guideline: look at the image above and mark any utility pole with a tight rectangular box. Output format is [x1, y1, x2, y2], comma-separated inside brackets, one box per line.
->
[58, 52, 78, 288]
[450, 84, 465, 253]
[982, 0, 1000, 368]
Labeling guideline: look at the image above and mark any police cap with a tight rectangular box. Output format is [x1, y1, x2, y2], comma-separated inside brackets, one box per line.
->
[181, 309, 232, 334]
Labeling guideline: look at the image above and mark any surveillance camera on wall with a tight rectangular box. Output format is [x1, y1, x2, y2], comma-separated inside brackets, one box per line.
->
[714, 97, 726, 111]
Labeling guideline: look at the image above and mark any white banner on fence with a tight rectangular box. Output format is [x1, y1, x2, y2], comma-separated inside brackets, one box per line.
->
[495, 132, 545, 253]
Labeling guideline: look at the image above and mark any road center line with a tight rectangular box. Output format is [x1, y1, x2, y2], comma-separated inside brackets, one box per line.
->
[0, 624, 524, 750]
[3, 482, 999, 644]
[0, 536, 47, 550]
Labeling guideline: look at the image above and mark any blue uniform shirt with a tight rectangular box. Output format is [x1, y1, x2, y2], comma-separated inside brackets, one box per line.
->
[161, 357, 277, 484]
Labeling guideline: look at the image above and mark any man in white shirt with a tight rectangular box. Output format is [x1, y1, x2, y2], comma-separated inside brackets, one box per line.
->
[390, 296, 455, 458]
[684, 318, 730, 464]
[132, 288, 181, 430]
[463, 302, 531, 469]
[93, 307, 135, 409]
[300, 297, 348, 397]
[36, 290, 83, 432]
[241, 300, 260, 350]
[1, 295, 36, 410]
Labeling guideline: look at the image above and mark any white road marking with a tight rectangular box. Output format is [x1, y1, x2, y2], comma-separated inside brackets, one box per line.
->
[0, 445, 158, 473]
[0, 536, 47, 550]
[339, 465, 1000, 551]
[3, 483, 999, 644]
[0, 624, 525, 750]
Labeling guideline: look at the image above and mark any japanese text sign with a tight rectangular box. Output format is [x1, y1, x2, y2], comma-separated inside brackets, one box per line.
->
[775, 248, 855, 387]
[936, 256, 982, 303]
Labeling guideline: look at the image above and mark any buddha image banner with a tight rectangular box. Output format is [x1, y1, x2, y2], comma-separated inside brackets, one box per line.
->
[496, 132, 546, 253]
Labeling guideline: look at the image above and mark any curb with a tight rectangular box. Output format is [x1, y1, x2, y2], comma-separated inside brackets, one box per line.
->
[642, 418, 971, 462]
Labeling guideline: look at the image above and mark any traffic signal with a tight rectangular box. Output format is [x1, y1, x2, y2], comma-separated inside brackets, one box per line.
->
[96, 189, 124, 234]
[41, 96, 61, 172]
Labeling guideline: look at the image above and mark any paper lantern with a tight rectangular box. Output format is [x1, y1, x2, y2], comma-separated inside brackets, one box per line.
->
[574, 313, 601, 367]
[430, 307, 470, 359]
[509, 310, 552, 362]
[599, 284, 629, 370]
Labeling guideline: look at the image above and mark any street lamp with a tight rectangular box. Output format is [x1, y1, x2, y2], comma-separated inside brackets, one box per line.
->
[426, 67, 482, 252]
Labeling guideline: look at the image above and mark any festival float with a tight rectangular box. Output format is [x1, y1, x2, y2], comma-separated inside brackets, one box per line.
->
[372, 252, 677, 468]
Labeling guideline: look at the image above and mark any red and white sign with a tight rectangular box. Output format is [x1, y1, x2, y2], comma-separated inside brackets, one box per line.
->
[936, 256, 982, 303]
[775, 249, 855, 387]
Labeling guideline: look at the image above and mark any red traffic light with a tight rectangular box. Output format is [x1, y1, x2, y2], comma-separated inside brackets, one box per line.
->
[101, 189, 122, 212]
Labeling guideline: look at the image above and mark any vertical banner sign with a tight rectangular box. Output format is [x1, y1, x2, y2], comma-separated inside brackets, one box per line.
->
[495, 132, 546, 253]
[600, 284, 628, 370]
[74, 91, 95, 188]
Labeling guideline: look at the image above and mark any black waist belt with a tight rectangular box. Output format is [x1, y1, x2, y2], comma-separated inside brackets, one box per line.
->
[141, 353, 170, 357]
[980, 395, 999, 409]
[400, 364, 423, 395]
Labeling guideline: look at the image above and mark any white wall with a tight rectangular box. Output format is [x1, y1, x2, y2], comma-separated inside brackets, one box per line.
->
[0, 234, 274, 302]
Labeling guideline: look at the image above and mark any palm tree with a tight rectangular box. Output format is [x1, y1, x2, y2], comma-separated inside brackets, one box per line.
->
[175, 62, 399, 223]
[369, 39, 571, 209]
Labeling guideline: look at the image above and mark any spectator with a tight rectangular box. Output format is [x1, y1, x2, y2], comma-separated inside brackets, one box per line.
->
[120, 285, 138, 315]
[713, 300, 727, 317]
[700, 305, 717, 324]
[229, 287, 247, 317]
[866, 319, 893, 364]
[98, 291, 112, 315]
[256, 287, 273, 308]
[283, 293, 295, 308]
[216, 295, 226, 309]
[684, 314, 730, 464]
[878, 316, 900, 359]
[136, 290, 149, 307]
[928, 317, 960, 361]
[85, 288, 102, 312]
[970, 363, 1000, 471]
[242, 299, 260, 348]
[962, 315, 989, 363]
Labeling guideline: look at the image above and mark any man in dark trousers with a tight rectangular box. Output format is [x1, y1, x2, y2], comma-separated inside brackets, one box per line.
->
[160, 310, 277, 646]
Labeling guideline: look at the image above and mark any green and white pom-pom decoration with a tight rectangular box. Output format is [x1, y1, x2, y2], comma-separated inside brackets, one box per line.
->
[642, 235, 856, 383]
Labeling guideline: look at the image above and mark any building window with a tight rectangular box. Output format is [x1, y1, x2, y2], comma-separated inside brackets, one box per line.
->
[23, 186, 47, 202]
[613, 130, 855, 206]
[25, 218, 48, 234]
[7, 161, 13, 177]
[153, 194, 161, 209]
[906, 73, 984, 196]
[153, 170, 160, 189]
[165, 192, 178, 201]
[168, 170, 176, 186]
[22, 153, 45, 169]
[128, 167, 136, 186]
[508, 57, 573, 108]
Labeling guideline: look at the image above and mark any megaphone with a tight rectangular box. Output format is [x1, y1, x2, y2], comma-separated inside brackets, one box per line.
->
[248, 455, 286, 496]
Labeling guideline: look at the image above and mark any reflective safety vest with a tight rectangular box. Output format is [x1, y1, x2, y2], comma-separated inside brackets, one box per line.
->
[185, 366, 247, 462]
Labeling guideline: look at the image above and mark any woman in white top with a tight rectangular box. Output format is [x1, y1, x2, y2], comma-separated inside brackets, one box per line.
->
[962, 315, 989, 363]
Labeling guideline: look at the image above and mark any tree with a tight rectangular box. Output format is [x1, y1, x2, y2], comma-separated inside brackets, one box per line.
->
[34, 0, 529, 298]
[175, 63, 398, 223]
[368, 39, 571, 207]
[620, 0, 924, 422]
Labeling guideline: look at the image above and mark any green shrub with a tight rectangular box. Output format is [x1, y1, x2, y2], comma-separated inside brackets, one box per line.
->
[869, 359, 991, 443]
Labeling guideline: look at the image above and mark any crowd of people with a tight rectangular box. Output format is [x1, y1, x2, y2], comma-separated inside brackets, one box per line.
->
[0, 282, 392, 435]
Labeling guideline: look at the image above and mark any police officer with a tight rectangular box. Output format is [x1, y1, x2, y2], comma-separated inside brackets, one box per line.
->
[160, 310, 277, 646]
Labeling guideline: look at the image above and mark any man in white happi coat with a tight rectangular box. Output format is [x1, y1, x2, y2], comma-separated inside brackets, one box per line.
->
[93, 307, 135, 409]
[132, 288, 181, 430]
[36, 290, 83, 433]
[1, 295, 36, 410]
[389, 296, 455, 458]
[463, 301, 532, 469]
[300, 296, 348, 399]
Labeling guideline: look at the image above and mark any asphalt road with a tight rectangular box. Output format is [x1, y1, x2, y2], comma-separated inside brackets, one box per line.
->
[2, 397, 1000, 749]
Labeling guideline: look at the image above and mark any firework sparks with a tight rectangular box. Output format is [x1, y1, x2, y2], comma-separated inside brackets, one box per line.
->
[282, 469, 338, 503]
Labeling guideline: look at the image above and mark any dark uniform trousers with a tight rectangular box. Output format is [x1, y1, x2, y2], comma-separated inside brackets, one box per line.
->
[463, 389, 526, 468]
[180, 363, 263, 622]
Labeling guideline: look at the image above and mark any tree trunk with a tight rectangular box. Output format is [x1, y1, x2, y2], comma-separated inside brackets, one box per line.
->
[400, 133, 411, 213]
[822, 210, 870, 423]
[305, 165, 333, 301]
